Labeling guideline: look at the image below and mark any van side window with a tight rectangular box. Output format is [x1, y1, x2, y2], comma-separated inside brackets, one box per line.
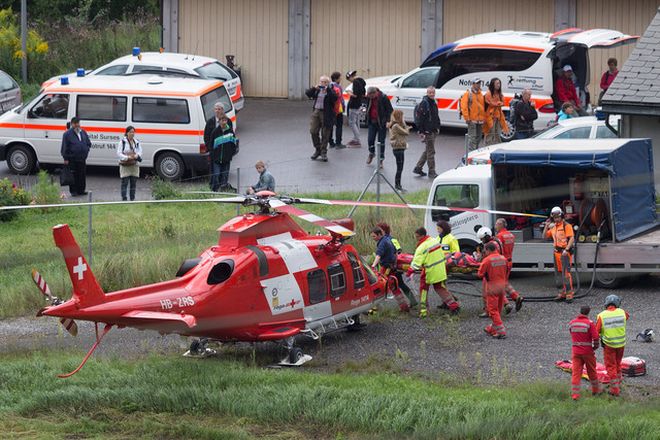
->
[432, 184, 479, 221]
[28, 94, 69, 119]
[401, 68, 440, 89]
[77, 95, 127, 121]
[435, 49, 542, 89]
[132, 97, 190, 124]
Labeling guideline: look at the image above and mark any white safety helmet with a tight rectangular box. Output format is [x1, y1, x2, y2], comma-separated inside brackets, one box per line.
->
[477, 226, 493, 241]
[551, 206, 563, 216]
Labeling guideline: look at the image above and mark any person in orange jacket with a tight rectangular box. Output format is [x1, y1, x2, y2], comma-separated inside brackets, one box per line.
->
[495, 218, 524, 311]
[477, 242, 508, 338]
[542, 206, 575, 302]
[568, 305, 601, 400]
[596, 295, 629, 397]
[483, 78, 510, 146]
[460, 78, 486, 151]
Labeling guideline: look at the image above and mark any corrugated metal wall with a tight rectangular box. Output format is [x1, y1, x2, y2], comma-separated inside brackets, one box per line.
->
[178, 0, 289, 97]
[577, 0, 658, 98]
[309, 0, 422, 84]
[443, 0, 555, 44]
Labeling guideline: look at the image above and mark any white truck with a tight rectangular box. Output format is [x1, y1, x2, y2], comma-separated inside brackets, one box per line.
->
[425, 138, 660, 287]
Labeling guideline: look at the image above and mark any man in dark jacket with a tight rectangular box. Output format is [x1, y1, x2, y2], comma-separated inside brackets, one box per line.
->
[346, 70, 366, 147]
[413, 86, 441, 179]
[514, 89, 538, 139]
[204, 102, 237, 192]
[305, 75, 337, 162]
[366, 86, 393, 166]
[60, 117, 91, 196]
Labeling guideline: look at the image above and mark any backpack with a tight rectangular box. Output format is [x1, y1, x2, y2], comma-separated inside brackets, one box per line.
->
[414, 98, 428, 128]
[457, 90, 472, 120]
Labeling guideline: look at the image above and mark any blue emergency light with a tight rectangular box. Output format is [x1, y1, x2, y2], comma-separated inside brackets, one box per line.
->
[76, 68, 85, 77]
[132, 47, 141, 56]
[595, 109, 606, 120]
[60, 76, 69, 85]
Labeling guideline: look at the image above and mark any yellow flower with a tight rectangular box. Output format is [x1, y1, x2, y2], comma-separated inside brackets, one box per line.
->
[13, 49, 24, 60]
[35, 41, 48, 54]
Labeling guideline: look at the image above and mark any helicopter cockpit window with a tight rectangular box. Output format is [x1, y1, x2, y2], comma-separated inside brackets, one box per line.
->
[328, 263, 346, 298]
[207, 259, 234, 285]
[347, 252, 365, 289]
[359, 255, 378, 285]
[307, 269, 328, 304]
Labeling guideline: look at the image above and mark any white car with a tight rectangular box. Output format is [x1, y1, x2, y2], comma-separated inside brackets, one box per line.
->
[346, 28, 637, 140]
[464, 115, 621, 165]
[43, 52, 244, 112]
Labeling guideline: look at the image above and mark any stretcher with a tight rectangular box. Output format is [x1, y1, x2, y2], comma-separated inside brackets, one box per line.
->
[555, 356, 647, 382]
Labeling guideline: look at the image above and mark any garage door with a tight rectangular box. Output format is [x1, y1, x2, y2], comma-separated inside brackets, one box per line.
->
[179, 0, 289, 97]
[310, 0, 422, 85]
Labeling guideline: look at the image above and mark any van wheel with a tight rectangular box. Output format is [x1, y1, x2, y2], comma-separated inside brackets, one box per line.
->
[155, 152, 185, 181]
[7, 144, 36, 174]
[500, 121, 516, 142]
[595, 272, 623, 289]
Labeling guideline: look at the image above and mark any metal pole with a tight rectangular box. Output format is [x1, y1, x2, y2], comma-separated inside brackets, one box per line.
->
[464, 134, 469, 166]
[236, 167, 240, 215]
[88, 191, 93, 265]
[376, 143, 381, 219]
[20, 0, 27, 82]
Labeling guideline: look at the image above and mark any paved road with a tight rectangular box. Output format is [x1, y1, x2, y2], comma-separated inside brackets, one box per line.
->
[1, 98, 469, 199]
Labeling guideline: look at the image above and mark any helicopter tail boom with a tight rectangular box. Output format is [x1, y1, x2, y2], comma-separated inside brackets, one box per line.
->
[53, 224, 105, 307]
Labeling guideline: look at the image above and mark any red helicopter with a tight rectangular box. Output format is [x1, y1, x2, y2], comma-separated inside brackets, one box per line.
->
[5, 191, 541, 377]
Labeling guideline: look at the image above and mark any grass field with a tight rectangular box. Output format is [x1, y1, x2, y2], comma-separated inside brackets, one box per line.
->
[0, 191, 426, 318]
[0, 352, 658, 439]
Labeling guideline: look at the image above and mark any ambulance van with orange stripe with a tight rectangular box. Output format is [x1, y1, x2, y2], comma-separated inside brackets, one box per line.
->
[0, 74, 235, 180]
[351, 28, 637, 140]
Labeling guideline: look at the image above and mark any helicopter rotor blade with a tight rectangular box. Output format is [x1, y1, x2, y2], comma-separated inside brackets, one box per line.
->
[0, 196, 247, 211]
[268, 199, 355, 237]
[293, 197, 546, 219]
[31, 269, 78, 336]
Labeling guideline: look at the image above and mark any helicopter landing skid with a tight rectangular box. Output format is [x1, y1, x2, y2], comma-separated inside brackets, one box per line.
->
[276, 353, 313, 367]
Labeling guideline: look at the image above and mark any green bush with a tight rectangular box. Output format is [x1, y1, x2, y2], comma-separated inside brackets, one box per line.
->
[0, 8, 49, 81]
[0, 178, 31, 222]
[32, 170, 63, 206]
[150, 177, 181, 200]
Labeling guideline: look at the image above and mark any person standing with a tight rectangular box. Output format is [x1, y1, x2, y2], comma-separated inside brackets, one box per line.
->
[513, 89, 538, 139]
[365, 86, 393, 167]
[116, 126, 142, 201]
[477, 242, 508, 339]
[413, 86, 441, 179]
[387, 110, 409, 192]
[406, 227, 460, 318]
[377, 222, 418, 308]
[306, 76, 337, 162]
[247, 160, 275, 194]
[483, 78, 509, 146]
[460, 79, 486, 151]
[555, 65, 586, 116]
[436, 220, 460, 256]
[495, 218, 524, 311]
[596, 295, 629, 397]
[203, 102, 236, 192]
[543, 206, 575, 302]
[370, 227, 410, 312]
[60, 117, 91, 197]
[598, 58, 618, 105]
[210, 114, 238, 192]
[329, 71, 346, 149]
[568, 306, 601, 400]
[346, 70, 366, 147]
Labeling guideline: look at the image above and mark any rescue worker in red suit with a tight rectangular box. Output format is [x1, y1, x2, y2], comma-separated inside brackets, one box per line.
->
[495, 218, 524, 311]
[370, 227, 410, 312]
[543, 206, 575, 302]
[477, 242, 508, 338]
[406, 227, 459, 318]
[476, 226, 509, 317]
[555, 65, 585, 115]
[596, 295, 629, 396]
[568, 305, 601, 400]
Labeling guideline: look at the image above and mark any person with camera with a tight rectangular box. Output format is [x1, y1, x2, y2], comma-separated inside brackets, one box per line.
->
[305, 75, 337, 162]
[543, 206, 575, 302]
[116, 126, 142, 201]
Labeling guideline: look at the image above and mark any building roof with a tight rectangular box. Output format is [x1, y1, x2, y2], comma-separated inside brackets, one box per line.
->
[601, 7, 660, 116]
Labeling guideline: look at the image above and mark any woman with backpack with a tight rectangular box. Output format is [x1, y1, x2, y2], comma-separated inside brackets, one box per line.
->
[483, 78, 509, 146]
[116, 126, 142, 201]
[387, 109, 409, 192]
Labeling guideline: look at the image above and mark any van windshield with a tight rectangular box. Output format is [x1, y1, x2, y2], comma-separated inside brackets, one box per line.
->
[432, 184, 479, 221]
[201, 86, 232, 119]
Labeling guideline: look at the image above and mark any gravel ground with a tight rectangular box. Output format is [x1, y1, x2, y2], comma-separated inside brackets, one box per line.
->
[2, 272, 658, 394]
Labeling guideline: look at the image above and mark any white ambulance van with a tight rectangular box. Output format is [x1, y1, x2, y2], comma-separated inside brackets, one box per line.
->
[351, 28, 638, 139]
[0, 74, 235, 180]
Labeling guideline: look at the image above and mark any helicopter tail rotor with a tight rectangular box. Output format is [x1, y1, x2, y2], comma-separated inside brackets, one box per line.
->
[32, 269, 78, 337]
